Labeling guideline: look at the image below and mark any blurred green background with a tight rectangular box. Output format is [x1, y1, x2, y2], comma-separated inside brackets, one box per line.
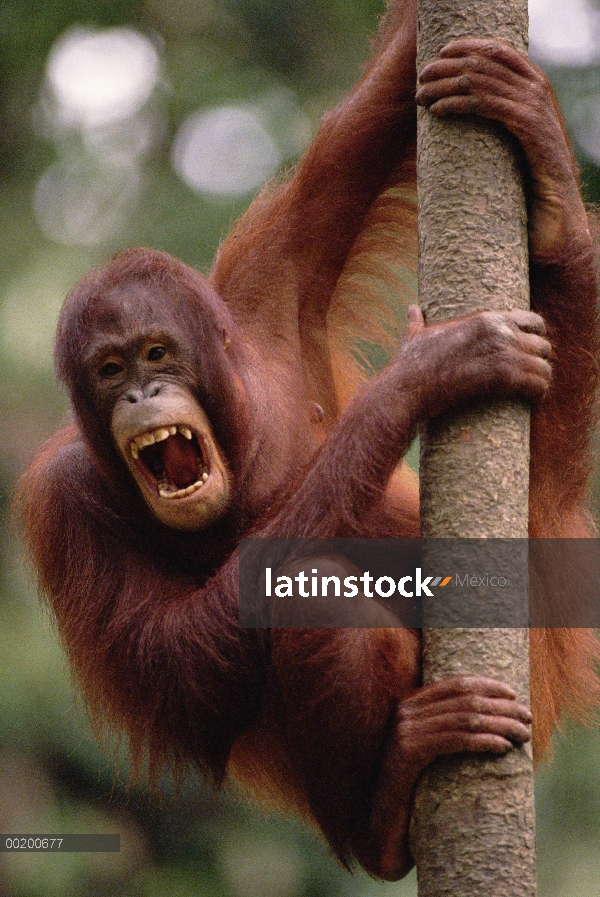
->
[2, 0, 600, 894]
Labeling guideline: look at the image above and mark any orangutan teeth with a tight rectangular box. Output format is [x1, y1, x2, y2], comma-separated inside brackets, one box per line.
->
[129, 425, 208, 496]
[130, 425, 196, 460]
[159, 479, 206, 500]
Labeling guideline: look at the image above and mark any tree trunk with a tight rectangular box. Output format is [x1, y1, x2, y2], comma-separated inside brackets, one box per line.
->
[410, 1, 537, 895]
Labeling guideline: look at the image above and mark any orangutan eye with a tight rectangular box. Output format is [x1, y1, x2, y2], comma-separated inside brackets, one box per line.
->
[100, 361, 124, 378]
[148, 345, 167, 362]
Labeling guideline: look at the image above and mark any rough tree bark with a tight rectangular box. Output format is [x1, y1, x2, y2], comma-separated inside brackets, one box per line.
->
[409, 1, 537, 895]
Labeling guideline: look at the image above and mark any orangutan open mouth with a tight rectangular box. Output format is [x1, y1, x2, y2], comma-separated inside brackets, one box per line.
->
[130, 424, 210, 499]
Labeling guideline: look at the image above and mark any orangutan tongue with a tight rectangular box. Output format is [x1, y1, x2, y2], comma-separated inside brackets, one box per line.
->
[162, 433, 200, 488]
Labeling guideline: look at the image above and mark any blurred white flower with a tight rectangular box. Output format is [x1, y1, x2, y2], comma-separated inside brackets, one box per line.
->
[34, 26, 162, 245]
[171, 105, 281, 198]
[529, 0, 600, 65]
[47, 26, 161, 128]
[34, 159, 140, 246]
